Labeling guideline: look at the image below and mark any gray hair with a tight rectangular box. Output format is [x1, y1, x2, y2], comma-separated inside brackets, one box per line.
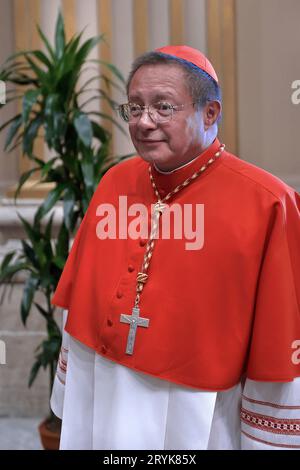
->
[126, 51, 222, 111]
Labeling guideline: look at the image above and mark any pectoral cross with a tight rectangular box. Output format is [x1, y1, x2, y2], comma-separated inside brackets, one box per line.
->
[120, 307, 150, 355]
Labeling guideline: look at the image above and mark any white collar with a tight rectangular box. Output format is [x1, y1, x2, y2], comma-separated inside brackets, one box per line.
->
[153, 153, 201, 174]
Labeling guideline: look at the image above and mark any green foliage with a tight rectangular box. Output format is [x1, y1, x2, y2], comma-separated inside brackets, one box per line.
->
[0, 11, 130, 396]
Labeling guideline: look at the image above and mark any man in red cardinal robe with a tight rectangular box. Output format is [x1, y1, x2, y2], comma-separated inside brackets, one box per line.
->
[50, 45, 300, 450]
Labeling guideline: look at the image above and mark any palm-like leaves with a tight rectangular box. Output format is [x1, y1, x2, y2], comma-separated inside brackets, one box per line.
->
[0, 11, 130, 393]
[1, 10, 127, 214]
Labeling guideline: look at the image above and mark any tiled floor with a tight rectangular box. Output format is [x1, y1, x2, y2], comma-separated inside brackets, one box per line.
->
[0, 418, 43, 450]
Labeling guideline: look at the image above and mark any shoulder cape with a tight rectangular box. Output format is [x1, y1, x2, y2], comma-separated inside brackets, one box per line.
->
[52, 142, 300, 391]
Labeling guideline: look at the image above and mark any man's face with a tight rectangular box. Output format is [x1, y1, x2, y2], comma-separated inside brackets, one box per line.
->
[128, 64, 207, 171]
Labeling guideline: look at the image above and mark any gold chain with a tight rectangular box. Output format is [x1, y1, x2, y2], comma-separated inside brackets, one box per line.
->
[133, 143, 225, 308]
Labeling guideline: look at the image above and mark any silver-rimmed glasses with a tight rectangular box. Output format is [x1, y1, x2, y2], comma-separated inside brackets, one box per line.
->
[117, 101, 194, 124]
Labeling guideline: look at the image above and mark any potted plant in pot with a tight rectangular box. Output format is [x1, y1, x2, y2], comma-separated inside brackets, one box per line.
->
[0, 11, 130, 449]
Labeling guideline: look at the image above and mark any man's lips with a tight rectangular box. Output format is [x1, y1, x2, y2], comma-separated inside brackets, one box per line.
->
[138, 139, 165, 144]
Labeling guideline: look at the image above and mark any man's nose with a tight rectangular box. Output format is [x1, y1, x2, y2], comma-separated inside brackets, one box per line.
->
[137, 108, 157, 129]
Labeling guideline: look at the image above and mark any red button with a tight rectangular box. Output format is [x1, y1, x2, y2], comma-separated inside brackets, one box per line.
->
[128, 265, 135, 272]
[139, 239, 147, 247]
[107, 319, 113, 327]
[116, 291, 123, 299]
[101, 345, 107, 354]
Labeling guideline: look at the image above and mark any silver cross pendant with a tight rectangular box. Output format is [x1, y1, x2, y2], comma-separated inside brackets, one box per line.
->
[120, 307, 150, 355]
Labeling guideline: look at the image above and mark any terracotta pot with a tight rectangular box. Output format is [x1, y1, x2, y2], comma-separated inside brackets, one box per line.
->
[38, 416, 61, 450]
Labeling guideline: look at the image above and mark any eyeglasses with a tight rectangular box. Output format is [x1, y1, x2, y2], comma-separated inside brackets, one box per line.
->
[117, 101, 197, 124]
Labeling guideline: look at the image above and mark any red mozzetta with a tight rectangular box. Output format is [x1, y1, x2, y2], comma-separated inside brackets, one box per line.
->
[52, 138, 300, 390]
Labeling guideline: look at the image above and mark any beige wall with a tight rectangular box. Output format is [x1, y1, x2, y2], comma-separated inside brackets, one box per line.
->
[0, 0, 19, 196]
[0, 285, 49, 417]
[236, 0, 300, 190]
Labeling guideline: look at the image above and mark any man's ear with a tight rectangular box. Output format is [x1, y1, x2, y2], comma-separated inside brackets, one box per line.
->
[203, 101, 221, 129]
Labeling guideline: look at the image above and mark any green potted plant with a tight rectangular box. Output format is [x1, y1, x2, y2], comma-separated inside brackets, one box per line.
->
[0, 11, 129, 449]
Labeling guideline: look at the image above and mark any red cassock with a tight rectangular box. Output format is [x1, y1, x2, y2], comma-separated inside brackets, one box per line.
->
[51, 138, 300, 391]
